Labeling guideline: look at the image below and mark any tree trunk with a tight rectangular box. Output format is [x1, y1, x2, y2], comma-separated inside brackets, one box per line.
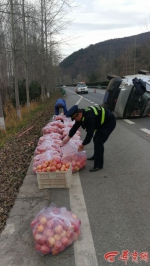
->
[40, 0, 45, 102]
[0, 84, 5, 131]
[10, 0, 21, 118]
[22, 0, 30, 108]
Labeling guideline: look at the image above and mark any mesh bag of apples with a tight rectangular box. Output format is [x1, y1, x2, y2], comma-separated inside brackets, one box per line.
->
[31, 204, 81, 256]
[62, 142, 87, 172]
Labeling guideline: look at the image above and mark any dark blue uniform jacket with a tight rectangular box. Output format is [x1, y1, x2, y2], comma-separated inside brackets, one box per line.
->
[68, 107, 115, 145]
[55, 99, 67, 115]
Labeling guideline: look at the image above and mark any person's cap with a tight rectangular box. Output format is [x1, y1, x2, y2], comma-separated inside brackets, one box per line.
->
[66, 105, 78, 120]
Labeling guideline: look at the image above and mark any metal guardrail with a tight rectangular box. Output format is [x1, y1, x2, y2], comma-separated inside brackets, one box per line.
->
[88, 86, 107, 89]
[56, 85, 107, 89]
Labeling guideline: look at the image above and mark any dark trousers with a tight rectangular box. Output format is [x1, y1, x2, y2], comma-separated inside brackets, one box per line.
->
[93, 118, 116, 168]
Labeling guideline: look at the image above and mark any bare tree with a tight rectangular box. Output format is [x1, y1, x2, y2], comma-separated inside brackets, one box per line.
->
[0, 80, 5, 131]
[22, 0, 30, 108]
[0, 0, 75, 116]
[9, 0, 21, 118]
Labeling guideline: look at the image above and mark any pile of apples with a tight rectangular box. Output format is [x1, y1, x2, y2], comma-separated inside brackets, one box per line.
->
[33, 116, 87, 173]
[35, 159, 70, 173]
[31, 206, 81, 256]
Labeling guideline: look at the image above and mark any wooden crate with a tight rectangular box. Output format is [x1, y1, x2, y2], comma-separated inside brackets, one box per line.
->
[37, 166, 72, 189]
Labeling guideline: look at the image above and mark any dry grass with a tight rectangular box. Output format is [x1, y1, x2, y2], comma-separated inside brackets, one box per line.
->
[0, 91, 61, 147]
[4, 99, 39, 129]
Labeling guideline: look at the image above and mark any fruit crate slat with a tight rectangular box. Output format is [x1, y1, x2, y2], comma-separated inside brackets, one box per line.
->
[36, 165, 72, 189]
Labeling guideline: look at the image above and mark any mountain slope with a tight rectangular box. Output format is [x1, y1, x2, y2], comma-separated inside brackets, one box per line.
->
[60, 31, 150, 79]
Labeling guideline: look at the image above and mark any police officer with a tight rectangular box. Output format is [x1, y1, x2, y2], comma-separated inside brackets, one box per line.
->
[54, 99, 68, 115]
[62, 105, 116, 172]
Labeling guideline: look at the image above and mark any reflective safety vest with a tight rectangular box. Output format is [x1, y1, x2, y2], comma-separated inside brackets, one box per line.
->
[82, 106, 105, 126]
[90, 106, 105, 125]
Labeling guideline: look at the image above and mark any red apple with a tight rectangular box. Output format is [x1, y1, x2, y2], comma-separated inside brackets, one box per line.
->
[54, 234, 61, 241]
[76, 161, 80, 167]
[50, 166, 56, 172]
[43, 228, 54, 237]
[41, 168, 47, 172]
[60, 230, 66, 238]
[56, 163, 62, 170]
[39, 217, 47, 225]
[74, 166, 79, 171]
[54, 225, 63, 234]
[55, 158, 61, 164]
[51, 249, 59, 255]
[39, 235, 47, 245]
[46, 167, 51, 172]
[54, 240, 62, 250]
[63, 223, 70, 231]
[40, 245, 51, 255]
[66, 230, 73, 239]
[34, 233, 43, 243]
[47, 236, 55, 247]
[36, 224, 45, 233]
[71, 221, 80, 232]
[61, 236, 69, 247]
[72, 161, 76, 167]
[37, 165, 42, 170]
[65, 163, 70, 168]
[52, 160, 57, 166]
[42, 163, 47, 168]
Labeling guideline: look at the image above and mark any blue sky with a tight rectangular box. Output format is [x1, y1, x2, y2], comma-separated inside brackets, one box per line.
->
[59, 0, 150, 59]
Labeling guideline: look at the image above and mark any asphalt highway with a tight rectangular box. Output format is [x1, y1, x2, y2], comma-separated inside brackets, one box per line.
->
[64, 88, 150, 265]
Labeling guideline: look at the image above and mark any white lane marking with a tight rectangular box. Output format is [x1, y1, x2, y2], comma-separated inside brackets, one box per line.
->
[67, 89, 77, 95]
[123, 119, 135, 124]
[140, 128, 150, 135]
[70, 172, 98, 266]
[76, 97, 83, 105]
[67, 88, 99, 107]
[82, 98, 91, 101]
[67, 89, 83, 105]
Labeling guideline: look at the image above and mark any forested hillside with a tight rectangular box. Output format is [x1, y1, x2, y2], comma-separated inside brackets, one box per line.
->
[59, 31, 150, 84]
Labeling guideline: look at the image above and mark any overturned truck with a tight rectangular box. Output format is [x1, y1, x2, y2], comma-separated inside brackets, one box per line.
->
[101, 70, 150, 118]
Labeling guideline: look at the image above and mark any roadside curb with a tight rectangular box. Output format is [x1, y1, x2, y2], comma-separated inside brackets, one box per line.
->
[0, 157, 51, 265]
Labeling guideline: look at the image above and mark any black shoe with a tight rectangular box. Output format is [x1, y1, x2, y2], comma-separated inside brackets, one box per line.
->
[87, 156, 95, 160]
[89, 167, 103, 172]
